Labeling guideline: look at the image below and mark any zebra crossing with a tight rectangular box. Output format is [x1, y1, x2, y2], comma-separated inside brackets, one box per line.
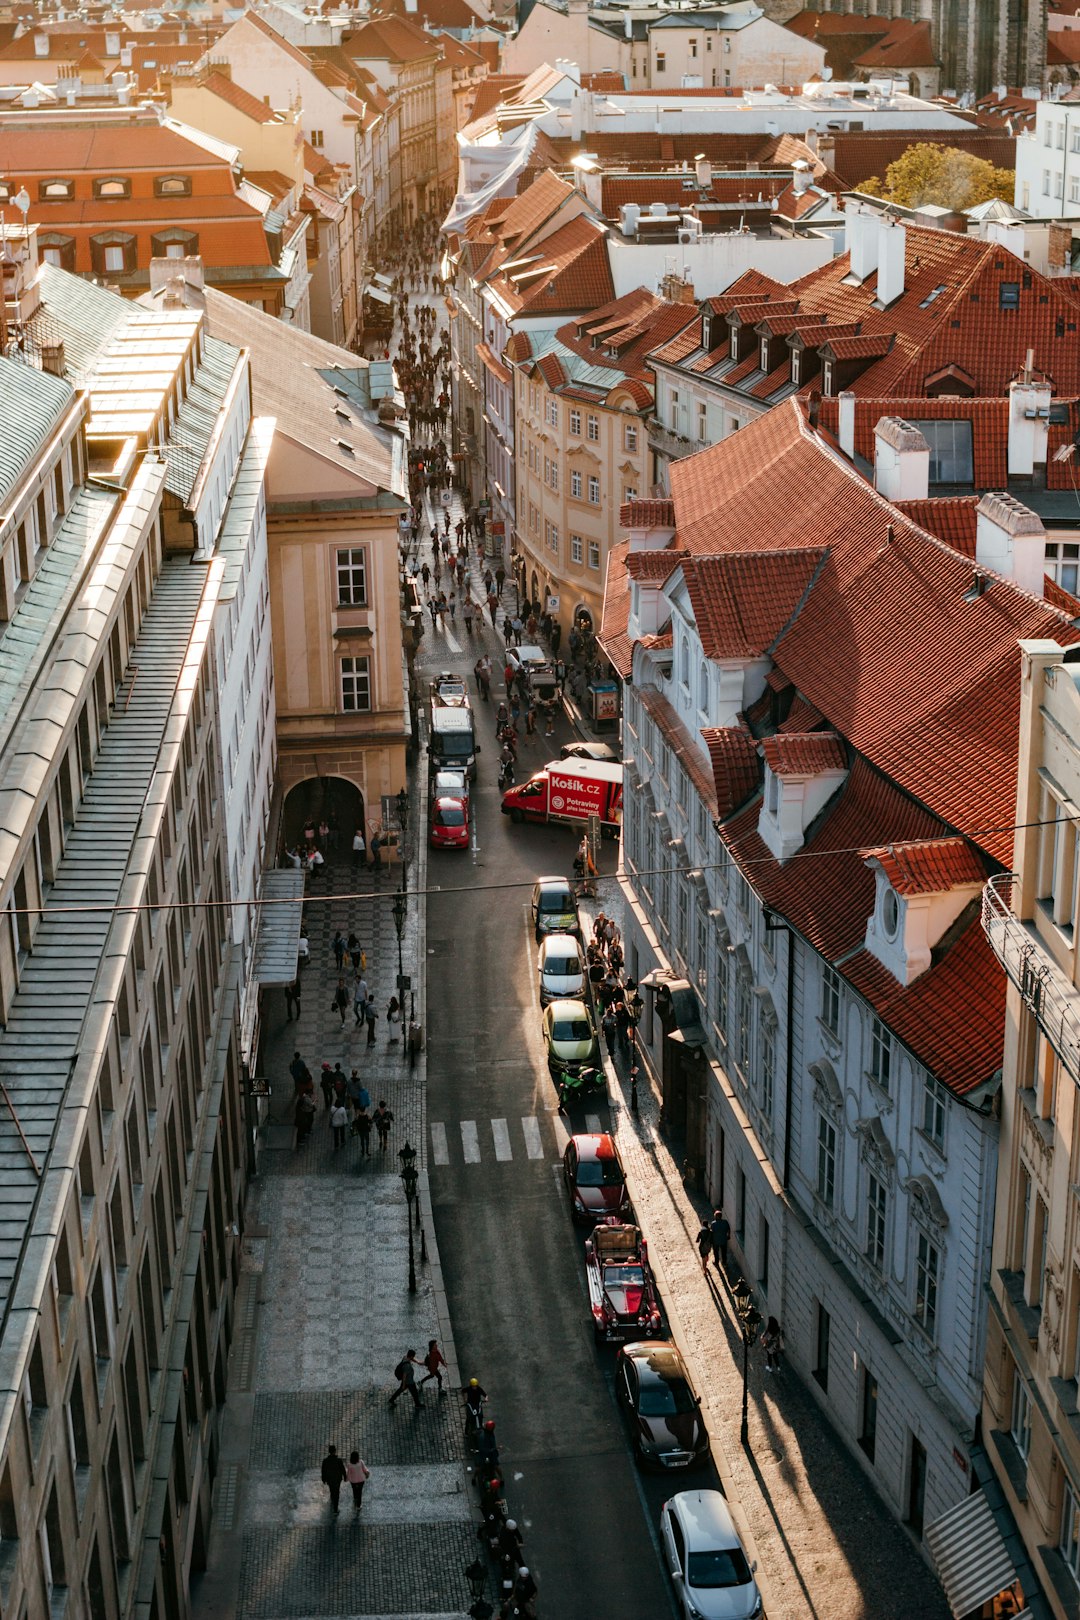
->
[429, 1113, 607, 1167]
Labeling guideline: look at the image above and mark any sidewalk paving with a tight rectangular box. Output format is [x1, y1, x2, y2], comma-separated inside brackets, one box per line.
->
[584, 906, 950, 1620]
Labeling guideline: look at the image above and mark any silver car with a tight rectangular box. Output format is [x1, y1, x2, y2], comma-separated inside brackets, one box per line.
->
[660, 1491, 761, 1620]
[537, 935, 585, 1006]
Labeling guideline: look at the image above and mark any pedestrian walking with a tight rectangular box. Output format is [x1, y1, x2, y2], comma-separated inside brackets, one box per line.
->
[294, 1088, 316, 1147]
[386, 995, 401, 1043]
[695, 1222, 713, 1275]
[353, 977, 368, 1025]
[333, 930, 346, 970]
[389, 1349, 423, 1408]
[761, 1316, 785, 1373]
[352, 827, 366, 870]
[346, 1452, 370, 1510]
[374, 1099, 394, 1149]
[285, 978, 301, 1021]
[365, 1001, 378, 1045]
[710, 1209, 730, 1272]
[332, 977, 349, 1026]
[601, 1007, 618, 1059]
[419, 1338, 447, 1393]
[330, 1100, 348, 1149]
[321, 1444, 348, 1513]
[354, 1106, 372, 1154]
[319, 1062, 335, 1110]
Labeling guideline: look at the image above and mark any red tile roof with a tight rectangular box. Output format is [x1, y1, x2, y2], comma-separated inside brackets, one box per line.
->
[760, 731, 847, 777]
[826, 131, 1018, 190]
[599, 539, 633, 677]
[675, 549, 825, 659]
[778, 694, 825, 733]
[344, 14, 440, 63]
[556, 288, 695, 386]
[639, 687, 718, 814]
[621, 499, 675, 528]
[852, 18, 937, 69]
[667, 399, 1080, 863]
[581, 70, 626, 91]
[626, 548, 685, 580]
[894, 497, 979, 553]
[201, 70, 279, 123]
[702, 725, 759, 818]
[861, 837, 986, 895]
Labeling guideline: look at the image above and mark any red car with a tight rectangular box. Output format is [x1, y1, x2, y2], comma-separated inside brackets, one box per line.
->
[429, 794, 469, 850]
[563, 1133, 631, 1225]
[585, 1222, 662, 1342]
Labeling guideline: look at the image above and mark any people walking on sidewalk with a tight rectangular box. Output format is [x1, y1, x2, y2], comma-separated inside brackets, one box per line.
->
[346, 1452, 370, 1510]
[365, 1001, 378, 1046]
[332, 977, 349, 1026]
[761, 1316, 785, 1373]
[354, 1106, 372, 1155]
[285, 977, 301, 1021]
[374, 1099, 394, 1149]
[711, 1209, 730, 1273]
[419, 1338, 447, 1393]
[353, 977, 368, 1026]
[321, 1444, 348, 1514]
[390, 1349, 423, 1408]
[696, 1222, 713, 1275]
[333, 930, 346, 970]
[330, 1100, 348, 1149]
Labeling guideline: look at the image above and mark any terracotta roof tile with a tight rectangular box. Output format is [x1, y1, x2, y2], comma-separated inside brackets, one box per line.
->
[702, 725, 758, 818]
[778, 694, 825, 733]
[599, 539, 633, 676]
[621, 499, 676, 528]
[861, 837, 986, 895]
[852, 18, 937, 69]
[639, 687, 718, 813]
[675, 549, 825, 659]
[826, 130, 1017, 190]
[760, 731, 847, 777]
[201, 70, 279, 123]
[894, 497, 979, 553]
[625, 547, 685, 580]
[555, 288, 694, 384]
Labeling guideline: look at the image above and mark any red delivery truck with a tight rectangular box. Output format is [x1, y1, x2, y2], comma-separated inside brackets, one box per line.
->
[501, 758, 623, 834]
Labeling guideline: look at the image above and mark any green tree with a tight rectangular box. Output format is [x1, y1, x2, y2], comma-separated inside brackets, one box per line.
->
[854, 144, 1015, 210]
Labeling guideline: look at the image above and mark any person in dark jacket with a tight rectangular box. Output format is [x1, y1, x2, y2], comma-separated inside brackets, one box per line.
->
[321, 1444, 347, 1514]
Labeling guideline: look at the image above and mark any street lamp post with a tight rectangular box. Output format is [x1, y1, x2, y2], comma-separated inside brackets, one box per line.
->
[732, 1276, 763, 1448]
[398, 1141, 418, 1293]
[392, 885, 407, 1061]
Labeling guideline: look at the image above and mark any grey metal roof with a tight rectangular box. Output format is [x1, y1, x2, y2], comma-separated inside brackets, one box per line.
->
[165, 333, 242, 504]
[28, 264, 134, 382]
[0, 355, 74, 511]
[524, 328, 627, 392]
[251, 870, 304, 987]
[0, 485, 118, 755]
[0, 557, 209, 1329]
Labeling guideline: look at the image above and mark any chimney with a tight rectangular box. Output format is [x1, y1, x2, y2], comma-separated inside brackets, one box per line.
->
[837, 390, 856, 459]
[975, 492, 1046, 596]
[104, 29, 120, 53]
[846, 201, 878, 281]
[694, 152, 711, 189]
[876, 216, 905, 304]
[791, 159, 811, 195]
[803, 126, 818, 155]
[1008, 374, 1051, 477]
[873, 417, 929, 502]
[625, 12, 632, 38]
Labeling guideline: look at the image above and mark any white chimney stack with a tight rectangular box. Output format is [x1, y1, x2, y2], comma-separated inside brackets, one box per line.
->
[873, 417, 929, 502]
[1008, 375, 1052, 477]
[975, 492, 1046, 597]
[837, 390, 856, 459]
[846, 201, 878, 281]
[876, 216, 906, 305]
[791, 159, 811, 196]
[695, 153, 712, 189]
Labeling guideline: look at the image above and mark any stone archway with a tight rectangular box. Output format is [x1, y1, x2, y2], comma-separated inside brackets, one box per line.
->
[282, 775, 365, 855]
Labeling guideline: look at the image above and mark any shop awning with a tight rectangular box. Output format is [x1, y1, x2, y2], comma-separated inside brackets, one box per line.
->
[666, 978, 707, 1047]
[365, 284, 393, 305]
[252, 871, 305, 987]
[925, 1490, 1026, 1620]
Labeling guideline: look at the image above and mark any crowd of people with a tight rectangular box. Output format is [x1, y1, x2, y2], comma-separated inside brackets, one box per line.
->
[287, 1049, 398, 1154]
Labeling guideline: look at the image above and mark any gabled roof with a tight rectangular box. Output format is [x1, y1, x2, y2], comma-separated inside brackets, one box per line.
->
[345, 13, 445, 62]
[200, 70, 279, 124]
[862, 836, 986, 895]
[667, 398, 1080, 863]
[760, 731, 846, 777]
[674, 549, 825, 660]
[852, 17, 937, 70]
[599, 538, 633, 677]
[556, 288, 696, 386]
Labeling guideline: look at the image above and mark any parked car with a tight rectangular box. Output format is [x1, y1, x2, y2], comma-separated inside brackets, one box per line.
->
[560, 741, 619, 764]
[543, 997, 599, 1078]
[585, 1225, 663, 1343]
[563, 1133, 630, 1224]
[531, 876, 580, 942]
[537, 935, 585, 1006]
[507, 644, 548, 675]
[660, 1492, 761, 1620]
[430, 671, 469, 708]
[428, 795, 469, 851]
[616, 1340, 709, 1468]
[433, 766, 470, 801]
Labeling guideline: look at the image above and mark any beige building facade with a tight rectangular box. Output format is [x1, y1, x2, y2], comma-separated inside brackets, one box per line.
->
[982, 638, 1080, 1619]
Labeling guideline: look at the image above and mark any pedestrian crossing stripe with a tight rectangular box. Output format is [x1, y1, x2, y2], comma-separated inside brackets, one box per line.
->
[428, 1113, 608, 1166]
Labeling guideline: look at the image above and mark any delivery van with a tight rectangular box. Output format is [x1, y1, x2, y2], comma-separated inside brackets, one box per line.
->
[429, 706, 478, 778]
[501, 757, 623, 834]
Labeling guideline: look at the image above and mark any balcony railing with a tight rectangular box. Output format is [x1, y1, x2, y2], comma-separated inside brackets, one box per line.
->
[982, 872, 1080, 1083]
[647, 417, 699, 462]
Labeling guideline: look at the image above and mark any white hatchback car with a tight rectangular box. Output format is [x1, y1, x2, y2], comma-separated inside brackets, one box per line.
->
[537, 935, 585, 1006]
[660, 1491, 761, 1620]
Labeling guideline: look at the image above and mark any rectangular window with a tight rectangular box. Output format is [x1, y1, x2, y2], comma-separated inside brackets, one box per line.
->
[821, 965, 840, 1034]
[866, 1174, 887, 1271]
[587, 540, 600, 570]
[587, 476, 600, 505]
[813, 1302, 830, 1391]
[1032, 1196, 1048, 1307]
[624, 486, 638, 505]
[570, 469, 582, 499]
[1011, 1373, 1032, 1459]
[586, 414, 599, 442]
[339, 656, 371, 712]
[910, 418, 974, 484]
[570, 534, 583, 564]
[999, 282, 1020, 310]
[914, 1233, 939, 1338]
[697, 401, 708, 442]
[1060, 1481, 1080, 1584]
[816, 1116, 836, 1208]
[922, 1074, 945, 1148]
[569, 409, 581, 436]
[869, 1018, 891, 1093]
[104, 245, 126, 273]
[859, 1365, 878, 1462]
[545, 522, 559, 556]
[335, 547, 367, 606]
[547, 398, 558, 428]
[624, 423, 638, 452]
[760, 1019, 775, 1121]
[759, 1215, 769, 1292]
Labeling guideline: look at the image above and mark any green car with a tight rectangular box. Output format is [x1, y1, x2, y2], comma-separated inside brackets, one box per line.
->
[531, 875, 580, 943]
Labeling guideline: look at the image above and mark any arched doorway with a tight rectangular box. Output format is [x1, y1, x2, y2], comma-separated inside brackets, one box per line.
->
[574, 605, 594, 633]
[282, 776, 364, 855]
[530, 569, 539, 606]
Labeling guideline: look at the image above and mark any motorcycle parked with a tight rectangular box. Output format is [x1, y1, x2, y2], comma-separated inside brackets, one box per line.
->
[555, 1063, 606, 1113]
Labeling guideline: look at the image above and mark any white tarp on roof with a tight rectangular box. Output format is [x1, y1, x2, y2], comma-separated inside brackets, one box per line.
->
[925, 1490, 1024, 1620]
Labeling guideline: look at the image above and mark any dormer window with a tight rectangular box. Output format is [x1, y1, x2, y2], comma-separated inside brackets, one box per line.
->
[757, 733, 847, 863]
[93, 177, 131, 200]
[862, 838, 985, 986]
[39, 178, 74, 201]
[155, 175, 191, 197]
[881, 886, 900, 941]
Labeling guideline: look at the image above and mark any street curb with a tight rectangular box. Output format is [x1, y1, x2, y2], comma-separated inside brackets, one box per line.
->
[582, 891, 780, 1620]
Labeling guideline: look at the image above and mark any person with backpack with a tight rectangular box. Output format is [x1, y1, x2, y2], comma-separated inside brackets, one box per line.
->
[389, 1349, 422, 1408]
[373, 1099, 394, 1150]
[353, 1106, 372, 1156]
[419, 1339, 447, 1394]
